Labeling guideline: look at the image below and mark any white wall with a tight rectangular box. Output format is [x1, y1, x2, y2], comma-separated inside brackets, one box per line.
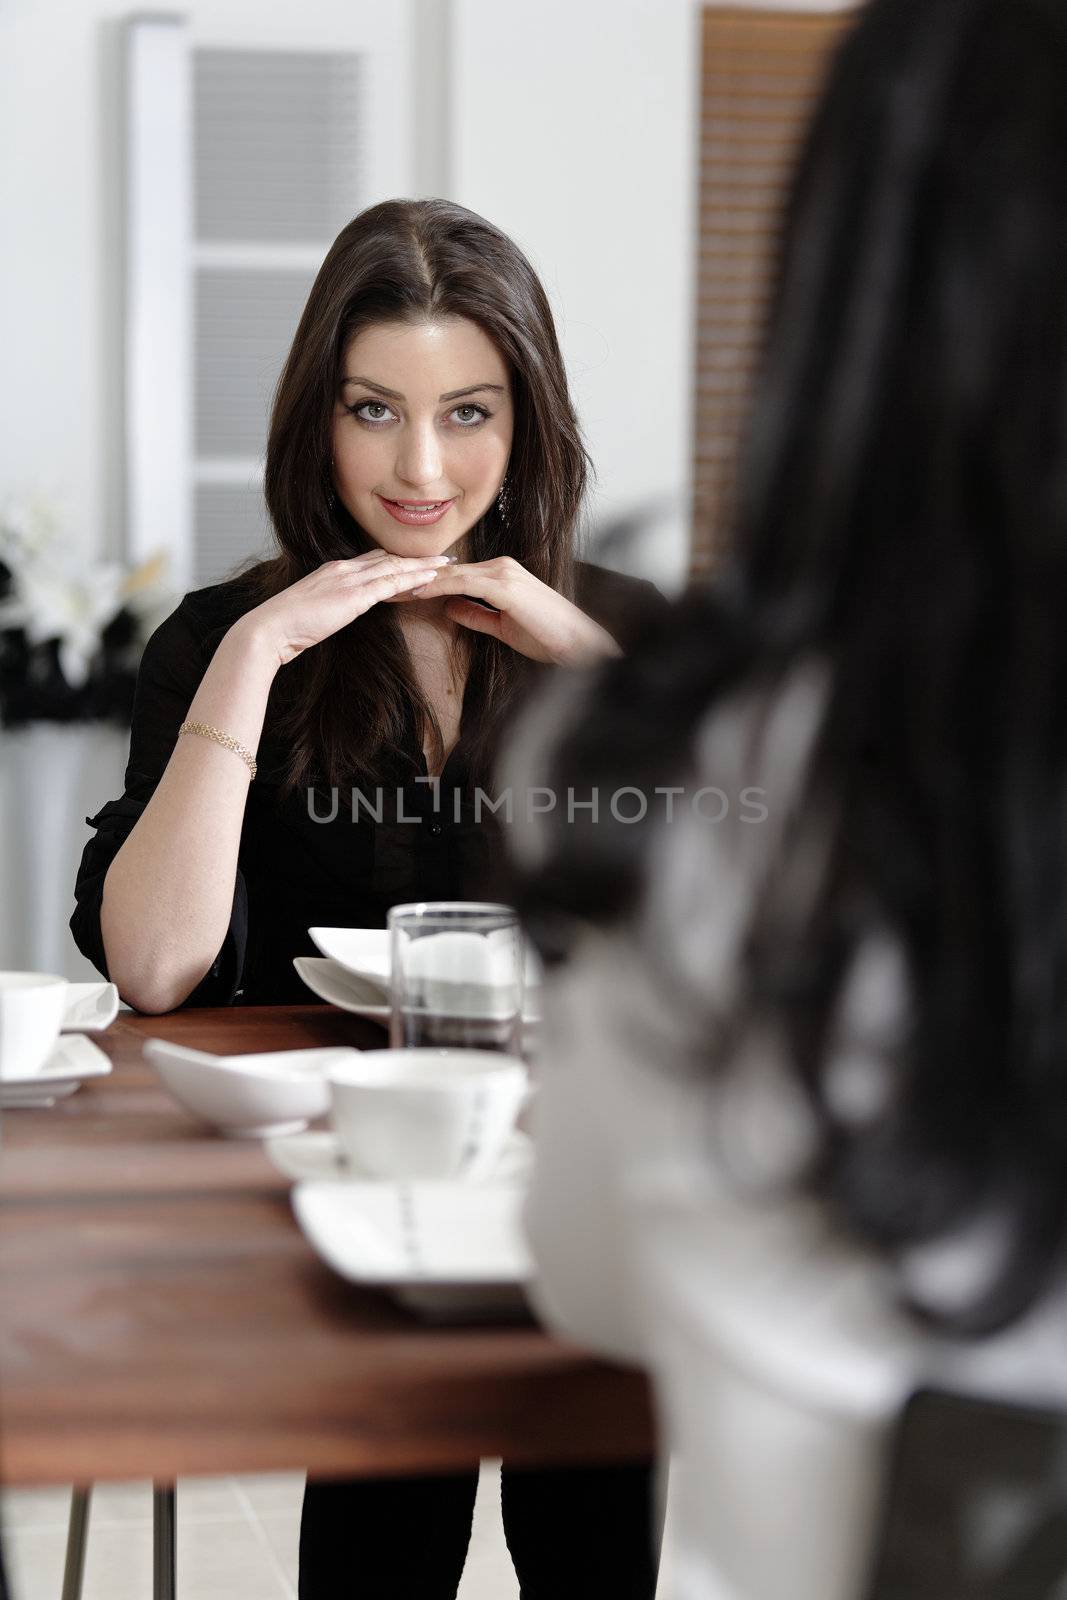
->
[450, 0, 701, 587]
[446, 0, 853, 585]
[0, 0, 414, 568]
[0, 0, 415, 978]
[1, 0, 705, 587]
[1, 0, 855, 581]
[0, 1, 854, 971]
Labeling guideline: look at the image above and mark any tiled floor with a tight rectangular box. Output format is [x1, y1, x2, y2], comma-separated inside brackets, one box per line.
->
[0, 1463, 519, 1600]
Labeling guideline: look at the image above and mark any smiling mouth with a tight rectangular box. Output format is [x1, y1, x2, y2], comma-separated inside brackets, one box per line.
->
[378, 496, 455, 525]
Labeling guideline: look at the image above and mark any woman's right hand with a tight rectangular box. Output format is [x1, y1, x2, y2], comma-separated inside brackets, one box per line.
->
[235, 551, 452, 668]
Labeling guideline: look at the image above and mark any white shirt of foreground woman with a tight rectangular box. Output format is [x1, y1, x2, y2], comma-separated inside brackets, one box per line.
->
[512, 664, 1067, 1600]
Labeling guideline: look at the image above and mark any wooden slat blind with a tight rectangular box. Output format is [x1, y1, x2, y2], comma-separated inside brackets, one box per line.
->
[692, 7, 855, 576]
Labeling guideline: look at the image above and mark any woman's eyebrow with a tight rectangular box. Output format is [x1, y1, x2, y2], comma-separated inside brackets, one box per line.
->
[440, 383, 508, 402]
[341, 377, 507, 403]
[342, 376, 404, 400]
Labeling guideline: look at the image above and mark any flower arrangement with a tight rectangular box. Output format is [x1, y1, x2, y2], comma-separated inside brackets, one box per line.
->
[0, 497, 173, 727]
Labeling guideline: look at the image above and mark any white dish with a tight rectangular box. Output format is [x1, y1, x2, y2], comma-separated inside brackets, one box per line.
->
[266, 1127, 534, 1186]
[292, 1178, 533, 1320]
[0, 1034, 112, 1107]
[61, 982, 120, 1033]
[294, 955, 541, 1026]
[308, 927, 391, 985]
[293, 957, 390, 1020]
[309, 926, 543, 996]
[143, 1039, 354, 1138]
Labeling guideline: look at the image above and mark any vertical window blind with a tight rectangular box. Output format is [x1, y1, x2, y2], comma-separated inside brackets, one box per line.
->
[692, 6, 855, 576]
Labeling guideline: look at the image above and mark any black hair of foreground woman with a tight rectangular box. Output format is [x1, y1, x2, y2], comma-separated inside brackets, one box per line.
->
[516, 0, 1067, 1339]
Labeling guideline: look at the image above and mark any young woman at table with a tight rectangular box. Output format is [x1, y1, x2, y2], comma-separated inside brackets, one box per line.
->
[508, 0, 1067, 1596]
[71, 199, 659, 1598]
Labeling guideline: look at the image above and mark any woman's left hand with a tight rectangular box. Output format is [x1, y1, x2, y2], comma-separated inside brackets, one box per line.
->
[411, 557, 621, 666]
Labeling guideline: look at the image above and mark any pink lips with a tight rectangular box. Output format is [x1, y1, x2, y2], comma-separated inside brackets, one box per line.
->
[378, 496, 455, 527]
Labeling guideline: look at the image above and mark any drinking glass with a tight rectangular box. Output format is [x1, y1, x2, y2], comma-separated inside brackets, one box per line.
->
[387, 902, 525, 1053]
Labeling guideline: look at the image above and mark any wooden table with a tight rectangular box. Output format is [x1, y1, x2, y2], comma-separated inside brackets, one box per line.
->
[0, 1007, 654, 1487]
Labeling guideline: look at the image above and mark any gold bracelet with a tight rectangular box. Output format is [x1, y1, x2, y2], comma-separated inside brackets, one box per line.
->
[178, 720, 257, 780]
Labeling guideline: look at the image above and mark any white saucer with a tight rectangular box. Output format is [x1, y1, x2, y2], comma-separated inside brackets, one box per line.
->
[0, 1034, 113, 1107]
[293, 955, 541, 1026]
[306, 928, 542, 1003]
[265, 1127, 533, 1186]
[61, 981, 120, 1033]
[293, 957, 390, 1020]
[291, 1178, 533, 1321]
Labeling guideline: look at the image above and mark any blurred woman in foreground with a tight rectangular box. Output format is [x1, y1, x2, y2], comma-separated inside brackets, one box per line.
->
[511, 0, 1067, 1594]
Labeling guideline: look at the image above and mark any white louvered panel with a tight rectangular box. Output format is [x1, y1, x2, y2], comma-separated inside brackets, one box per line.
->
[191, 46, 365, 585]
[195, 268, 318, 458]
[195, 243, 329, 272]
[194, 49, 363, 244]
[194, 484, 273, 587]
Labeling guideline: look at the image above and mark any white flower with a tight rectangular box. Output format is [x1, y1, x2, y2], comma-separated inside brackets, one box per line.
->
[0, 496, 166, 693]
[12, 556, 128, 689]
[0, 495, 61, 564]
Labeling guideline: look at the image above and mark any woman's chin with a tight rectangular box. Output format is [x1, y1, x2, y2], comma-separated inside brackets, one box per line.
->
[363, 519, 470, 562]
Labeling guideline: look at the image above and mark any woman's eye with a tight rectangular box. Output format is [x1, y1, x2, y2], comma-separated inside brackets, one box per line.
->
[450, 404, 489, 427]
[352, 401, 395, 425]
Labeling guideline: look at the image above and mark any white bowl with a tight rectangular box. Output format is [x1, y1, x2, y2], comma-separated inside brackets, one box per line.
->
[144, 1039, 354, 1138]
[308, 928, 391, 985]
[0, 972, 69, 1080]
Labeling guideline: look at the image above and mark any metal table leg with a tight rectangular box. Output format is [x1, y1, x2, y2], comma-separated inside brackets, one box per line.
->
[152, 1484, 175, 1600]
[60, 1487, 92, 1600]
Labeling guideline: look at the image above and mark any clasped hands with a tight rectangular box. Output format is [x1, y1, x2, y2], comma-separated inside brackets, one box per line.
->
[241, 550, 619, 672]
[412, 556, 620, 667]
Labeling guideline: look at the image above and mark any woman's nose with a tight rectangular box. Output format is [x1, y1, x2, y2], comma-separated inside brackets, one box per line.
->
[395, 422, 442, 489]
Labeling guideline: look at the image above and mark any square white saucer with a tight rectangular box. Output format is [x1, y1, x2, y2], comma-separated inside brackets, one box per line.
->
[307, 926, 543, 994]
[0, 1034, 113, 1107]
[292, 956, 390, 1021]
[291, 1178, 533, 1321]
[293, 955, 541, 1026]
[266, 1127, 533, 1186]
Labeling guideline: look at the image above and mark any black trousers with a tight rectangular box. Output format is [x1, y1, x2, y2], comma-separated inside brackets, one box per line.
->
[299, 1460, 659, 1599]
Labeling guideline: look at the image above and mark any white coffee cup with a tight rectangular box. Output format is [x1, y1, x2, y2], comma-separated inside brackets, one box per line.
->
[327, 1049, 528, 1181]
[0, 973, 69, 1080]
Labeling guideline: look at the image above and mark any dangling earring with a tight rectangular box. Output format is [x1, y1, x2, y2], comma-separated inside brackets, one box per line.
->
[496, 477, 510, 525]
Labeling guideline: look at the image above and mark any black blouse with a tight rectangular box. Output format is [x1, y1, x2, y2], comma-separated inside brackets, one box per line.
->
[70, 562, 660, 1009]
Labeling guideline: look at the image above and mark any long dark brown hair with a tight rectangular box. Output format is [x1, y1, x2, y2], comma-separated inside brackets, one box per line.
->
[228, 198, 588, 795]
[518, 0, 1067, 1335]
